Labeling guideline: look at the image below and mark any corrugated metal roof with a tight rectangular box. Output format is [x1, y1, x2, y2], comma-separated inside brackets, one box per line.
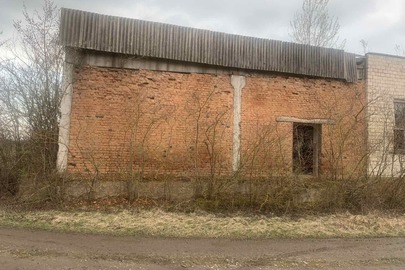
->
[60, 8, 358, 82]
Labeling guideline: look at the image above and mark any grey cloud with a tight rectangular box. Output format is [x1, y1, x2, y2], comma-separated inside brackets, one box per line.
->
[329, 0, 377, 24]
[0, 0, 404, 55]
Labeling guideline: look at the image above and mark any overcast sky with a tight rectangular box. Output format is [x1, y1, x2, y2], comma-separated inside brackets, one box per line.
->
[1, 0, 404, 55]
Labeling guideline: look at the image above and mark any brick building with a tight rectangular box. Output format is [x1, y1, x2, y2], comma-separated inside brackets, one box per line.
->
[57, 9, 366, 196]
[367, 53, 405, 177]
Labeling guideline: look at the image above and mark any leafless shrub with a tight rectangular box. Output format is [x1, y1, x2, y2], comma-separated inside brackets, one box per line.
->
[0, 0, 64, 201]
[185, 85, 232, 199]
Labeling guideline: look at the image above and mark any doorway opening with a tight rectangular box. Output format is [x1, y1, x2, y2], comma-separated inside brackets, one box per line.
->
[293, 124, 321, 175]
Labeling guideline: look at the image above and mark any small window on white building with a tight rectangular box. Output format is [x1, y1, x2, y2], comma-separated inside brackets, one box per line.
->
[394, 101, 405, 152]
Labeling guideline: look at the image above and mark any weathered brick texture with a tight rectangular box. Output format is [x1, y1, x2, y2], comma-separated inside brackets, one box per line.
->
[67, 65, 366, 178]
[68, 67, 233, 177]
[241, 74, 366, 177]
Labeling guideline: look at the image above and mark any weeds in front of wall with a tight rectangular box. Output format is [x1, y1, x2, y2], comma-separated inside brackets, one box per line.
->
[166, 175, 405, 215]
[8, 173, 404, 216]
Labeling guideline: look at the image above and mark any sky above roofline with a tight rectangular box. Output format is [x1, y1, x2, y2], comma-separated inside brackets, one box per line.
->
[1, 0, 404, 56]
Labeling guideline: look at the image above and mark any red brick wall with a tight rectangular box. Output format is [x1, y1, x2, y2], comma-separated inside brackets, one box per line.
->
[67, 65, 366, 178]
[241, 75, 366, 177]
[68, 66, 234, 176]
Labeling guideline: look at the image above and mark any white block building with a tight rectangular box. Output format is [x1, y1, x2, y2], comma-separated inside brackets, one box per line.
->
[367, 53, 405, 176]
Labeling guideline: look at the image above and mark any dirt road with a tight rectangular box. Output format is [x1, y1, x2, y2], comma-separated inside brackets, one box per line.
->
[0, 227, 404, 269]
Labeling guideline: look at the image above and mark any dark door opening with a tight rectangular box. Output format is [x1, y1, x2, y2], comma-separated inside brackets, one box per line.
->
[293, 124, 321, 175]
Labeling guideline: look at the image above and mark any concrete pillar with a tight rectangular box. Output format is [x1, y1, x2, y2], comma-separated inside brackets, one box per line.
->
[231, 75, 246, 172]
[56, 53, 75, 172]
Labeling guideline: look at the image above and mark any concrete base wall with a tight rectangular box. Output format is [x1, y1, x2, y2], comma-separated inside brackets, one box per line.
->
[64, 179, 195, 201]
[60, 177, 321, 204]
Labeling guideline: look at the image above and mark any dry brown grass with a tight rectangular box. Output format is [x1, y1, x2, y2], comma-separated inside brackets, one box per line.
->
[0, 209, 404, 238]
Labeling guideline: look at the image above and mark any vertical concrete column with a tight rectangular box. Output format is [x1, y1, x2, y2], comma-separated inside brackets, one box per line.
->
[231, 75, 246, 172]
[56, 56, 75, 172]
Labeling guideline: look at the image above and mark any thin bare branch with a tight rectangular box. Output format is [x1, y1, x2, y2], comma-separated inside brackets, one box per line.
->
[290, 0, 345, 49]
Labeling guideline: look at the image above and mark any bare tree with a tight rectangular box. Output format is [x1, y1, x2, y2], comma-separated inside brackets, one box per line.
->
[360, 39, 368, 55]
[395, 44, 405, 56]
[290, 0, 345, 49]
[0, 0, 63, 196]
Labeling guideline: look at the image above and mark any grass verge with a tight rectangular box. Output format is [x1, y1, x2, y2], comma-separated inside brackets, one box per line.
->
[0, 209, 404, 238]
